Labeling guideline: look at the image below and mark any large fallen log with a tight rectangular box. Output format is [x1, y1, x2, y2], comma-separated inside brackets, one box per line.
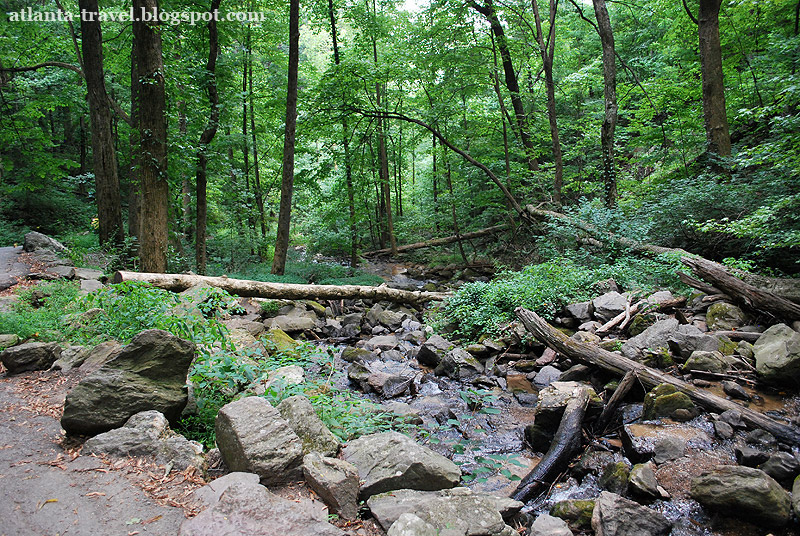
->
[112, 271, 449, 305]
[512, 385, 590, 503]
[681, 257, 800, 321]
[363, 224, 508, 257]
[514, 307, 800, 447]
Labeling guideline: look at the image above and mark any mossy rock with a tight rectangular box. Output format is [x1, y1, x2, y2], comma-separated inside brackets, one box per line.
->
[629, 313, 656, 337]
[341, 346, 372, 362]
[524, 424, 553, 452]
[302, 300, 327, 317]
[263, 328, 299, 353]
[643, 383, 695, 420]
[706, 302, 747, 331]
[550, 499, 595, 530]
[599, 461, 630, 494]
[717, 335, 737, 356]
[643, 347, 674, 369]
[0, 334, 20, 350]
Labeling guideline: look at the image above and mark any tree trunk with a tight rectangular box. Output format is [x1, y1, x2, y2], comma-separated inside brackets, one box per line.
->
[249, 48, 267, 240]
[271, 0, 300, 275]
[79, 0, 124, 248]
[113, 271, 449, 304]
[195, 0, 221, 276]
[698, 0, 731, 157]
[514, 307, 800, 446]
[592, 0, 618, 207]
[363, 225, 508, 256]
[532, 0, 564, 208]
[133, 0, 169, 273]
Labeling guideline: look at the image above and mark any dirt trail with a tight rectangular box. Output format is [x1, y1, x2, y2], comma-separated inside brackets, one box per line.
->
[0, 369, 197, 536]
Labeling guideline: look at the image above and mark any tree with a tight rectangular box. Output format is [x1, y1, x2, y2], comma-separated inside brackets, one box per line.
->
[133, 0, 169, 273]
[592, 0, 618, 207]
[272, 0, 300, 275]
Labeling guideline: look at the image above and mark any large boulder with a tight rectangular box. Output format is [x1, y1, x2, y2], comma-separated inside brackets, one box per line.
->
[0, 342, 61, 374]
[706, 302, 747, 331]
[342, 431, 461, 499]
[681, 350, 728, 374]
[178, 481, 344, 536]
[667, 324, 720, 359]
[753, 323, 800, 386]
[642, 383, 695, 421]
[530, 514, 573, 536]
[303, 452, 360, 520]
[277, 395, 340, 457]
[61, 330, 194, 435]
[386, 513, 437, 536]
[23, 231, 67, 253]
[83, 410, 203, 470]
[591, 491, 671, 536]
[621, 319, 679, 359]
[592, 292, 627, 323]
[690, 465, 791, 527]
[215, 396, 303, 485]
[435, 347, 484, 380]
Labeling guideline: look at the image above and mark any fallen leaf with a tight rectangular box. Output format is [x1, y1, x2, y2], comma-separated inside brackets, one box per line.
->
[37, 498, 58, 509]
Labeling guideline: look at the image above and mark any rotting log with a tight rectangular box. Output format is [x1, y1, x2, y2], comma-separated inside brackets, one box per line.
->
[512, 385, 590, 503]
[594, 369, 639, 434]
[112, 271, 449, 305]
[514, 307, 800, 447]
[363, 224, 508, 257]
[682, 257, 800, 321]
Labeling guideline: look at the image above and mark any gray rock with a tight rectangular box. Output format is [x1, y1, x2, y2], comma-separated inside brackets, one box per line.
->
[530, 514, 573, 536]
[682, 350, 728, 373]
[342, 431, 461, 499]
[277, 395, 340, 457]
[690, 465, 791, 527]
[70, 267, 104, 281]
[23, 231, 67, 252]
[714, 421, 734, 440]
[532, 365, 562, 388]
[83, 410, 203, 470]
[178, 481, 344, 536]
[189, 472, 261, 510]
[653, 436, 686, 464]
[79, 279, 103, 293]
[593, 292, 627, 323]
[646, 291, 675, 304]
[591, 491, 671, 536]
[215, 396, 304, 484]
[435, 347, 484, 380]
[599, 461, 630, 495]
[364, 334, 400, 351]
[0, 342, 61, 374]
[0, 334, 19, 350]
[51, 345, 92, 372]
[735, 445, 770, 466]
[621, 319, 679, 359]
[753, 323, 800, 385]
[303, 452, 360, 520]
[565, 302, 593, 323]
[706, 302, 747, 331]
[622, 422, 710, 464]
[628, 462, 660, 499]
[224, 318, 266, 337]
[387, 513, 438, 536]
[759, 451, 800, 485]
[793, 475, 800, 518]
[61, 330, 195, 436]
[721, 380, 751, 400]
[266, 314, 316, 333]
[572, 331, 601, 344]
[667, 324, 720, 358]
[341, 346, 374, 362]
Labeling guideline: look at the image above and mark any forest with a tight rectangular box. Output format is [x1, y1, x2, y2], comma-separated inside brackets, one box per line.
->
[1, 0, 798, 279]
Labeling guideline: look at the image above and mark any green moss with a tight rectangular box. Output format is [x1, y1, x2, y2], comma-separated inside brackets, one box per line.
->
[550, 499, 596, 529]
[643, 384, 695, 419]
[263, 328, 298, 353]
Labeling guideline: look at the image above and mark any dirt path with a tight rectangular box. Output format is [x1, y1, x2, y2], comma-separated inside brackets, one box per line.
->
[0, 370, 198, 536]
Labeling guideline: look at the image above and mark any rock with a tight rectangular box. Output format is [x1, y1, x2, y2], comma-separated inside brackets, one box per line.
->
[682, 350, 728, 373]
[79, 279, 103, 293]
[572, 451, 617, 480]
[435, 347, 484, 380]
[714, 421, 734, 439]
[706, 302, 747, 331]
[647, 291, 675, 304]
[303, 452, 360, 520]
[735, 445, 770, 467]
[690, 465, 792, 527]
[0, 342, 61, 374]
[378, 309, 407, 330]
[642, 383, 696, 421]
[758, 451, 800, 486]
[721, 380, 751, 400]
[178, 481, 344, 536]
[367, 487, 520, 535]
[717, 409, 746, 429]
[532, 365, 562, 388]
[263, 327, 299, 352]
[793, 475, 800, 518]
[189, 472, 261, 510]
[51, 345, 92, 372]
[572, 331, 601, 344]
[550, 500, 594, 530]
[621, 319, 679, 359]
[341, 346, 374, 362]
[409, 396, 457, 424]
[622, 422, 710, 463]
[224, 318, 266, 337]
[737, 340, 755, 360]
[61, 330, 195, 436]
[0, 334, 19, 350]
[83, 410, 203, 470]
[342, 431, 461, 499]
[745, 428, 777, 450]
[266, 314, 316, 333]
[364, 334, 400, 351]
[277, 395, 340, 457]
[559, 364, 591, 382]
[260, 365, 305, 395]
[629, 462, 660, 499]
[23, 231, 67, 252]
[530, 514, 573, 536]
[70, 267, 104, 281]
[592, 292, 627, 323]
[229, 327, 267, 354]
[387, 513, 438, 536]
[753, 323, 800, 385]
[215, 396, 303, 484]
[535, 381, 601, 430]
[667, 324, 720, 359]
[591, 491, 671, 536]
[599, 461, 630, 494]
[652, 435, 686, 464]
[565, 302, 593, 323]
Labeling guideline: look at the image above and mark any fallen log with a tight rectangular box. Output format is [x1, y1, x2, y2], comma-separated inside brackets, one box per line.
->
[112, 271, 449, 305]
[514, 307, 800, 446]
[362, 224, 508, 257]
[512, 385, 590, 503]
[594, 369, 640, 434]
[682, 257, 800, 321]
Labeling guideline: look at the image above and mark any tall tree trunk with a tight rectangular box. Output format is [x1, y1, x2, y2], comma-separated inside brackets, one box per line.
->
[698, 0, 731, 157]
[271, 0, 300, 275]
[593, 0, 618, 207]
[195, 0, 221, 276]
[128, 27, 142, 246]
[532, 0, 564, 209]
[249, 47, 267, 240]
[79, 0, 124, 247]
[432, 133, 440, 233]
[133, 0, 169, 273]
[328, 0, 358, 268]
[471, 0, 539, 173]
